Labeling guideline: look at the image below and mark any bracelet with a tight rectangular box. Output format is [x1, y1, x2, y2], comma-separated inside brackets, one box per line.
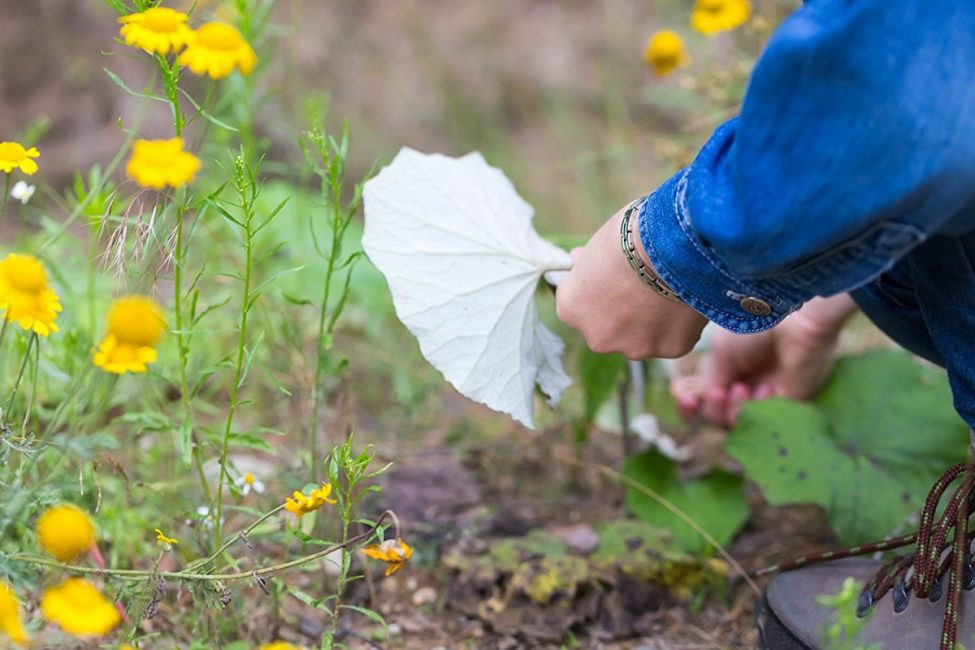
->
[620, 198, 683, 303]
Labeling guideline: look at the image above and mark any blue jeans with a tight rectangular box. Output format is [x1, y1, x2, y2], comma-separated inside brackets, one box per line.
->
[852, 233, 975, 427]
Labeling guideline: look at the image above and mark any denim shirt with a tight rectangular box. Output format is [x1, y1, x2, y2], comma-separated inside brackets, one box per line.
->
[639, 0, 975, 424]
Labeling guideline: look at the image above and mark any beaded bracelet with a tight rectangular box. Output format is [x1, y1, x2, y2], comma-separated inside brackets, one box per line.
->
[619, 198, 683, 303]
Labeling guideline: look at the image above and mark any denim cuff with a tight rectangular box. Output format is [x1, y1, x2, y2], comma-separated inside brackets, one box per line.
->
[638, 169, 800, 334]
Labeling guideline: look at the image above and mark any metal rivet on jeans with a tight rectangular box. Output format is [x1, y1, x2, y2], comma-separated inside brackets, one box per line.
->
[739, 296, 772, 317]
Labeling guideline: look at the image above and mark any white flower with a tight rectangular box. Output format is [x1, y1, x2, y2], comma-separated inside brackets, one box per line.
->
[10, 180, 35, 205]
[234, 472, 265, 496]
[193, 505, 225, 529]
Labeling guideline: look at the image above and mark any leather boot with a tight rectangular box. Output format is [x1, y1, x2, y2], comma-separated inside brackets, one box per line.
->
[757, 558, 975, 649]
[755, 463, 975, 650]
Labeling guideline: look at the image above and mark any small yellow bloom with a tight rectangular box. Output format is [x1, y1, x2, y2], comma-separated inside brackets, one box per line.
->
[0, 142, 40, 175]
[93, 295, 166, 374]
[177, 22, 257, 79]
[125, 138, 201, 191]
[37, 503, 95, 562]
[643, 30, 690, 77]
[283, 483, 337, 517]
[691, 0, 751, 35]
[118, 6, 194, 55]
[0, 581, 29, 646]
[154, 528, 179, 547]
[260, 642, 303, 650]
[41, 578, 120, 637]
[361, 538, 413, 576]
[0, 253, 62, 337]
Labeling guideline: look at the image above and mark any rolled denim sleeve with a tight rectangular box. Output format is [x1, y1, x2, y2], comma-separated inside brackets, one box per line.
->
[640, 0, 975, 333]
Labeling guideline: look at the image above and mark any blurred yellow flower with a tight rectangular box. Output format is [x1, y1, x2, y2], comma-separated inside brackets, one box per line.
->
[41, 578, 120, 637]
[283, 483, 337, 516]
[0, 253, 62, 337]
[118, 6, 194, 55]
[643, 30, 689, 77]
[361, 538, 413, 576]
[93, 295, 166, 374]
[691, 0, 751, 35]
[0, 142, 40, 175]
[154, 528, 179, 547]
[37, 503, 96, 562]
[126, 138, 201, 191]
[177, 22, 257, 79]
[0, 581, 28, 646]
[260, 642, 303, 650]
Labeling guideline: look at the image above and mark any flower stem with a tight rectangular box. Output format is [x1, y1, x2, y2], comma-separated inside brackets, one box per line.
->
[11, 510, 394, 583]
[172, 203, 212, 506]
[0, 174, 10, 232]
[5, 333, 36, 419]
[215, 158, 257, 547]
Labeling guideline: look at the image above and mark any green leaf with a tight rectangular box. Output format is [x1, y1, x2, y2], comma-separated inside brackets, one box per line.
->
[726, 350, 970, 545]
[622, 450, 748, 552]
[577, 348, 626, 423]
[227, 432, 276, 454]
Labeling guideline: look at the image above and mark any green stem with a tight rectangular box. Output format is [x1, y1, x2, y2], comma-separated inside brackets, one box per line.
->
[173, 203, 212, 506]
[215, 171, 256, 547]
[5, 333, 37, 418]
[0, 319, 10, 367]
[309, 224, 338, 475]
[188, 504, 284, 571]
[0, 174, 10, 232]
[11, 510, 393, 582]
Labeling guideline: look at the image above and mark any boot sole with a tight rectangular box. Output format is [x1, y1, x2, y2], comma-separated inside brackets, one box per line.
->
[756, 589, 813, 650]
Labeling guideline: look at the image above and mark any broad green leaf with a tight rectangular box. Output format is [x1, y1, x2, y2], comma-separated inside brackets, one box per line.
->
[622, 449, 748, 552]
[578, 349, 626, 423]
[726, 350, 970, 544]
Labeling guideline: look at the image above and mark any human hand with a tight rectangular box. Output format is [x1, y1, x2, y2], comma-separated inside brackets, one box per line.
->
[555, 205, 708, 359]
[670, 294, 858, 427]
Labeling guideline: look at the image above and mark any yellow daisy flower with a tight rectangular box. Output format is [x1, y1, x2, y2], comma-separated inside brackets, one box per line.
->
[643, 30, 690, 77]
[0, 253, 62, 337]
[361, 538, 413, 576]
[41, 578, 120, 637]
[93, 295, 166, 374]
[0, 142, 40, 175]
[125, 138, 201, 191]
[691, 0, 751, 35]
[0, 581, 29, 646]
[260, 642, 303, 650]
[154, 528, 179, 547]
[177, 22, 257, 79]
[37, 503, 96, 562]
[118, 6, 194, 55]
[283, 483, 337, 517]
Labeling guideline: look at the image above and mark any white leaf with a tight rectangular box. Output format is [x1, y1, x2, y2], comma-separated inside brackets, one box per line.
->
[362, 148, 572, 428]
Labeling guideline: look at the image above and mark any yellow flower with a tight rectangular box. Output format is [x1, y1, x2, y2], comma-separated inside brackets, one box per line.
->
[0, 142, 40, 175]
[37, 503, 96, 562]
[642, 30, 690, 77]
[125, 138, 201, 191]
[690, 0, 751, 35]
[283, 483, 337, 516]
[41, 578, 120, 637]
[93, 295, 166, 374]
[0, 253, 62, 337]
[154, 528, 179, 547]
[361, 538, 413, 576]
[118, 6, 194, 55]
[260, 642, 303, 650]
[177, 22, 257, 79]
[0, 581, 29, 646]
